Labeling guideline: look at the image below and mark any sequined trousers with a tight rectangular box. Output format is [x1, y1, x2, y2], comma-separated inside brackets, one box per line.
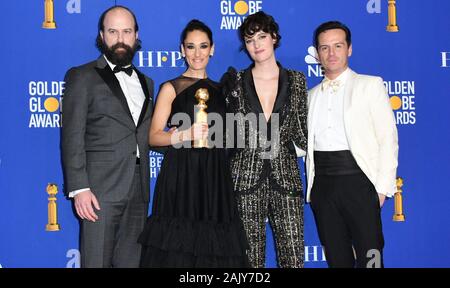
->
[235, 178, 304, 268]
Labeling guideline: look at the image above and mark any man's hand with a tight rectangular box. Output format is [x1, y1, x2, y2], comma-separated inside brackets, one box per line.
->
[74, 190, 100, 222]
[378, 193, 386, 208]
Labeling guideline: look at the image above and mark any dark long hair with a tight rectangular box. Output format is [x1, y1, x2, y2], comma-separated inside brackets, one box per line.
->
[180, 19, 214, 46]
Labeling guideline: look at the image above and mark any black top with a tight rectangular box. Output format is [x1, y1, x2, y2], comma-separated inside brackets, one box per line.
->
[138, 75, 249, 268]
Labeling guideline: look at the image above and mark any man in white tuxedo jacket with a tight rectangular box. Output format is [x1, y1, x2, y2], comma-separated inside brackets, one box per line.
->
[306, 21, 398, 268]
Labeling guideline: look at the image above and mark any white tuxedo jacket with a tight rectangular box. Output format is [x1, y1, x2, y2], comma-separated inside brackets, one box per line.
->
[305, 69, 398, 202]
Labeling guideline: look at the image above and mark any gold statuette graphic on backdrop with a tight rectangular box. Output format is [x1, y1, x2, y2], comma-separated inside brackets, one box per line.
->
[42, 0, 56, 29]
[386, 0, 399, 32]
[46, 183, 61, 231]
[393, 177, 405, 221]
[193, 88, 209, 148]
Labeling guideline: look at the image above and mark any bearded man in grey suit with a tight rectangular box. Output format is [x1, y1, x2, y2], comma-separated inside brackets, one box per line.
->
[61, 5, 154, 267]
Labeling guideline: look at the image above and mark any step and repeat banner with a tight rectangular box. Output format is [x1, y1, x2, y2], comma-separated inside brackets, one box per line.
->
[1, 0, 449, 268]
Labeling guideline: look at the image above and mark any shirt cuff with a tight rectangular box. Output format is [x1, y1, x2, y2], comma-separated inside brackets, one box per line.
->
[68, 188, 90, 198]
[293, 142, 306, 157]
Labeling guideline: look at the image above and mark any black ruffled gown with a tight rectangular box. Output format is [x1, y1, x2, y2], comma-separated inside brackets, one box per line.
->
[138, 76, 249, 267]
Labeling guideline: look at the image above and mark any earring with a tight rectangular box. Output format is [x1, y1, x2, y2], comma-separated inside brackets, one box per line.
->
[182, 54, 185, 58]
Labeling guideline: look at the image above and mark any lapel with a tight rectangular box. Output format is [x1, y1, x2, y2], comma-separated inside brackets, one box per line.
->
[307, 85, 321, 155]
[94, 56, 135, 128]
[244, 67, 263, 115]
[343, 69, 358, 149]
[344, 68, 357, 116]
[272, 67, 288, 114]
[243, 63, 287, 123]
[135, 68, 150, 128]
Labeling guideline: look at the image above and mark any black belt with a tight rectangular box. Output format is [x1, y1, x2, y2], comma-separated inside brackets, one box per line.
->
[314, 150, 363, 176]
[136, 157, 140, 165]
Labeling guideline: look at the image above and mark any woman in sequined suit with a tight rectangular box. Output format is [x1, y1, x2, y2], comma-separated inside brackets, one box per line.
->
[221, 11, 308, 268]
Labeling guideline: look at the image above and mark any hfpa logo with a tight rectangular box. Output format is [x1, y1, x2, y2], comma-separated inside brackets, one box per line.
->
[137, 51, 185, 68]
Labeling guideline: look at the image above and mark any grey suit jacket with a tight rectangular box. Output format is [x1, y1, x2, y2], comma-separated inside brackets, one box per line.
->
[61, 56, 154, 203]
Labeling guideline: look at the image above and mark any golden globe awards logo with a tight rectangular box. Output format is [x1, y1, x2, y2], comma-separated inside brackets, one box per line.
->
[384, 80, 416, 125]
[220, 0, 263, 30]
[28, 81, 63, 128]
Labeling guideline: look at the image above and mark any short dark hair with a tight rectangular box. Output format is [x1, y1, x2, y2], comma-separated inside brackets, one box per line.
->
[180, 19, 214, 46]
[238, 11, 281, 51]
[95, 5, 140, 51]
[313, 21, 352, 49]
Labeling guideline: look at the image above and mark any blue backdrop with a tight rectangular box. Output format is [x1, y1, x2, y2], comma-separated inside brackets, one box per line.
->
[1, 0, 449, 268]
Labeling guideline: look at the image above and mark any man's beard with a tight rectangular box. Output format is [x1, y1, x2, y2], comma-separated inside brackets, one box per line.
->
[102, 41, 140, 67]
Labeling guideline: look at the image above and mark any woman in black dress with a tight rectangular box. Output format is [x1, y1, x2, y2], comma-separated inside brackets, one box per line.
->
[138, 19, 249, 268]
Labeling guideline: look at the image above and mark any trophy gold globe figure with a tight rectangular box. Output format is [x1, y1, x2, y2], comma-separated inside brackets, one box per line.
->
[393, 177, 405, 222]
[387, 0, 399, 32]
[43, 0, 56, 29]
[193, 88, 209, 148]
[46, 183, 61, 231]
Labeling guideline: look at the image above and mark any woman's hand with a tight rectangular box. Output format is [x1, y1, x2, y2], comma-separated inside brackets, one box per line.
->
[190, 122, 209, 141]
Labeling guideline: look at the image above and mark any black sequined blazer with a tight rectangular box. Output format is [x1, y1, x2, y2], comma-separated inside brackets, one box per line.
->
[221, 64, 308, 196]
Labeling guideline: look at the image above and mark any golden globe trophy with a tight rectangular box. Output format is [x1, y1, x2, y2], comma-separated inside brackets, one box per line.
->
[386, 0, 399, 32]
[42, 0, 56, 29]
[193, 88, 209, 148]
[46, 183, 61, 231]
[393, 177, 405, 222]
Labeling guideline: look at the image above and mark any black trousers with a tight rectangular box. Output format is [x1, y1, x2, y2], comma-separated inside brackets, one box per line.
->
[310, 173, 384, 268]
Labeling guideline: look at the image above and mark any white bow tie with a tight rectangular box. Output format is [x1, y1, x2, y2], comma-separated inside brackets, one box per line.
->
[321, 78, 341, 93]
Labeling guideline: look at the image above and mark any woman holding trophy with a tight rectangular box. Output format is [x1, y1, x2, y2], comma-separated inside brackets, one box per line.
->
[138, 19, 249, 268]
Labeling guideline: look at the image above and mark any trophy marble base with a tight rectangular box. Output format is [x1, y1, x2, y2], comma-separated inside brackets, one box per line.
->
[386, 25, 399, 32]
[393, 214, 405, 222]
[43, 21, 56, 29]
[193, 139, 208, 148]
[46, 224, 60, 231]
